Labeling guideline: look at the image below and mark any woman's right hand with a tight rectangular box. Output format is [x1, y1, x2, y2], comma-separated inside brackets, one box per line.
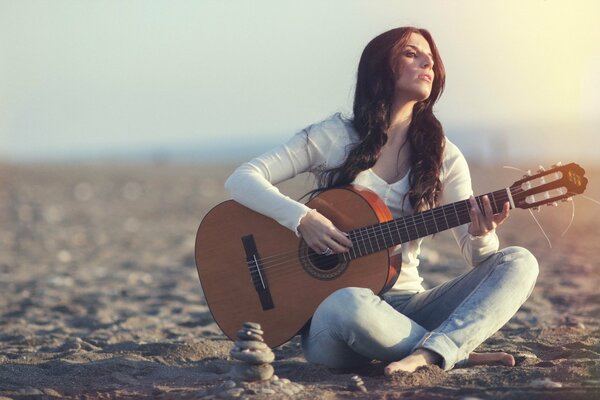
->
[298, 209, 353, 254]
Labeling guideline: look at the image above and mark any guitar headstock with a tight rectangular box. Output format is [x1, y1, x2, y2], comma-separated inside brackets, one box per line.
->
[510, 162, 587, 210]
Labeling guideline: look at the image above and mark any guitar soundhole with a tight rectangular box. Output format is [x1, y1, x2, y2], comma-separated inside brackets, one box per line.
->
[299, 241, 349, 280]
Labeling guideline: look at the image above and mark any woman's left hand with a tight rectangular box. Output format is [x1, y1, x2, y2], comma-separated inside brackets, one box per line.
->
[467, 195, 510, 236]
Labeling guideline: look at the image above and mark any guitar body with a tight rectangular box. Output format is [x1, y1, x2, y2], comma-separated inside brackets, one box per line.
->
[195, 186, 400, 347]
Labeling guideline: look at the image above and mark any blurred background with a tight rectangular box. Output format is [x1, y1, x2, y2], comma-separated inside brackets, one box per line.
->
[1, 0, 599, 165]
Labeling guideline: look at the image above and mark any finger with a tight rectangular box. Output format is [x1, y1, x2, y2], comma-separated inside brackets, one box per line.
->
[331, 229, 352, 248]
[324, 237, 349, 254]
[482, 196, 495, 230]
[468, 197, 481, 233]
[494, 202, 510, 225]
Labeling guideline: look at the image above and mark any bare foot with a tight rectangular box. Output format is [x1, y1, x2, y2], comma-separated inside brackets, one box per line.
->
[384, 349, 442, 376]
[467, 351, 515, 367]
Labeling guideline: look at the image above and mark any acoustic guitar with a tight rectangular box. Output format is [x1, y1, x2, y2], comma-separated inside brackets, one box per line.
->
[195, 163, 587, 347]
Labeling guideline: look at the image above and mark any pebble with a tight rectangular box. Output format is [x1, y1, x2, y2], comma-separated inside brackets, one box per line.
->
[17, 388, 44, 395]
[236, 329, 264, 342]
[43, 388, 62, 397]
[530, 378, 563, 388]
[220, 380, 237, 390]
[230, 349, 275, 364]
[234, 340, 268, 351]
[279, 386, 298, 396]
[242, 322, 262, 330]
[230, 363, 274, 381]
[217, 388, 245, 398]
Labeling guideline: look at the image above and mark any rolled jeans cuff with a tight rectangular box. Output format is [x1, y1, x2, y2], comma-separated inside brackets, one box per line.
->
[411, 332, 461, 371]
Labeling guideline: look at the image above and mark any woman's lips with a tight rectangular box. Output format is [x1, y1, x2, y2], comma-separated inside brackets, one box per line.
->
[418, 74, 432, 83]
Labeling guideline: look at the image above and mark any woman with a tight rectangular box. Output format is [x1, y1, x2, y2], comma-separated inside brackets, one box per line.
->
[225, 27, 538, 374]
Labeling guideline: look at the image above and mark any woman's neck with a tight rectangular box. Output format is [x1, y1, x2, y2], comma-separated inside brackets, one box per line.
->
[388, 99, 416, 141]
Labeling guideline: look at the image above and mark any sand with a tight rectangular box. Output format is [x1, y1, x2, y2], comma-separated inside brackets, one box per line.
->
[1, 161, 598, 399]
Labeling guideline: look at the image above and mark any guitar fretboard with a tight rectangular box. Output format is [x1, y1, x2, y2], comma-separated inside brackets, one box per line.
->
[341, 188, 512, 261]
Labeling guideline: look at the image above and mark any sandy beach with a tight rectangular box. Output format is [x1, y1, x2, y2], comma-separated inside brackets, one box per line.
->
[1, 161, 598, 399]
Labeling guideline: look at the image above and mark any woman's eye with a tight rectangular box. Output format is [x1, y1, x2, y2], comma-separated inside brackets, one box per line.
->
[405, 51, 417, 58]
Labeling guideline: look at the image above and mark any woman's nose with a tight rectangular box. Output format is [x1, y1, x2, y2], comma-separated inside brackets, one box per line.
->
[421, 55, 434, 69]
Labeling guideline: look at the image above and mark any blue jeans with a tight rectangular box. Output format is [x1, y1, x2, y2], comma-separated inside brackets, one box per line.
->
[301, 246, 538, 371]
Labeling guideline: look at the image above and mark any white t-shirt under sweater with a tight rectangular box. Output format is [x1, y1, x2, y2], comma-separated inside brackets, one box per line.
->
[225, 113, 499, 293]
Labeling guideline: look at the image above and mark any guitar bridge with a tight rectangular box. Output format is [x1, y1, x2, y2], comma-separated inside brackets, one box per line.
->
[242, 235, 274, 311]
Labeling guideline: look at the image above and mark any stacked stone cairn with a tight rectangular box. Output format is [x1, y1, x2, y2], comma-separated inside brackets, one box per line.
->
[348, 375, 368, 393]
[229, 322, 275, 381]
[206, 322, 305, 398]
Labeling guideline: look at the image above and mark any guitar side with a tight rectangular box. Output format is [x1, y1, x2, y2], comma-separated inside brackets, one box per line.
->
[194, 186, 398, 347]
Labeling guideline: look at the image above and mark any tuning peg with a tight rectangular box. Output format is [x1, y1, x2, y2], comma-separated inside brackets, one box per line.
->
[551, 161, 563, 168]
[561, 197, 573, 202]
[546, 202, 558, 207]
[537, 165, 546, 173]
[532, 206, 541, 212]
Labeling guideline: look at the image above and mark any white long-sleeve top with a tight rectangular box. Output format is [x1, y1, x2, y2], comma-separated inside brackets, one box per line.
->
[225, 113, 499, 293]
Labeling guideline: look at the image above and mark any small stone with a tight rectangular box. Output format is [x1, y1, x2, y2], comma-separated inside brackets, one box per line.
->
[242, 322, 262, 330]
[530, 378, 563, 388]
[271, 374, 279, 381]
[230, 363, 274, 381]
[234, 340, 268, 351]
[280, 378, 291, 385]
[236, 329, 264, 341]
[18, 388, 44, 395]
[230, 349, 275, 364]
[217, 387, 245, 398]
[43, 388, 62, 397]
[256, 388, 275, 395]
[290, 383, 305, 393]
[279, 387, 297, 396]
[220, 380, 237, 389]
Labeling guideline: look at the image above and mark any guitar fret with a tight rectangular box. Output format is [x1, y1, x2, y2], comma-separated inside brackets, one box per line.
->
[367, 226, 376, 253]
[452, 202, 460, 225]
[432, 209, 440, 232]
[441, 206, 450, 230]
[385, 221, 394, 248]
[358, 228, 368, 256]
[401, 218, 411, 242]
[373, 226, 381, 251]
[421, 213, 429, 235]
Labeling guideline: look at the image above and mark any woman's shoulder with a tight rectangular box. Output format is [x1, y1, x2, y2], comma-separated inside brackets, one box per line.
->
[441, 137, 470, 179]
[305, 112, 358, 144]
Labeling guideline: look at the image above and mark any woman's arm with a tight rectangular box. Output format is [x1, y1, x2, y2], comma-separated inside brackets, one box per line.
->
[225, 129, 319, 235]
[224, 114, 354, 254]
[440, 141, 501, 266]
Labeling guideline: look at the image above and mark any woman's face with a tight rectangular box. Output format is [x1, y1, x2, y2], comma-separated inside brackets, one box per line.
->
[393, 33, 435, 103]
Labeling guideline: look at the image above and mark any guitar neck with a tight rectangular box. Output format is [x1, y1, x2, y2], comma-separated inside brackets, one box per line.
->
[343, 187, 513, 261]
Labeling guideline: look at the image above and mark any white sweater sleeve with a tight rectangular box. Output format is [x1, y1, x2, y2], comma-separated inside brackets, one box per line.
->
[224, 122, 333, 235]
[440, 141, 499, 266]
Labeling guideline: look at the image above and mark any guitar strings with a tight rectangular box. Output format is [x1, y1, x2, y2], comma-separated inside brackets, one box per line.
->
[248, 189, 521, 274]
[249, 188, 519, 270]
[244, 190, 522, 278]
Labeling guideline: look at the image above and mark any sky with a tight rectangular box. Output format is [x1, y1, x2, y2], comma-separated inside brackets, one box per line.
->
[1, 0, 599, 163]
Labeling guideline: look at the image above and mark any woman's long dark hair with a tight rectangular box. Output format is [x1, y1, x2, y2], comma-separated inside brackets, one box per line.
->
[317, 27, 446, 212]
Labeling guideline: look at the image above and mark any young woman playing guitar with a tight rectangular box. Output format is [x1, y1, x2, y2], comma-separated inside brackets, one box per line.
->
[224, 27, 538, 375]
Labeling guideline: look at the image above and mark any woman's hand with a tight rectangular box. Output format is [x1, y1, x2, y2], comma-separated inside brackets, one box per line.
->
[467, 195, 510, 236]
[298, 210, 352, 254]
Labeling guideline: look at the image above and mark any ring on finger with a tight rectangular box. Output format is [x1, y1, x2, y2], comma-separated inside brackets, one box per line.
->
[321, 247, 333, 256]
